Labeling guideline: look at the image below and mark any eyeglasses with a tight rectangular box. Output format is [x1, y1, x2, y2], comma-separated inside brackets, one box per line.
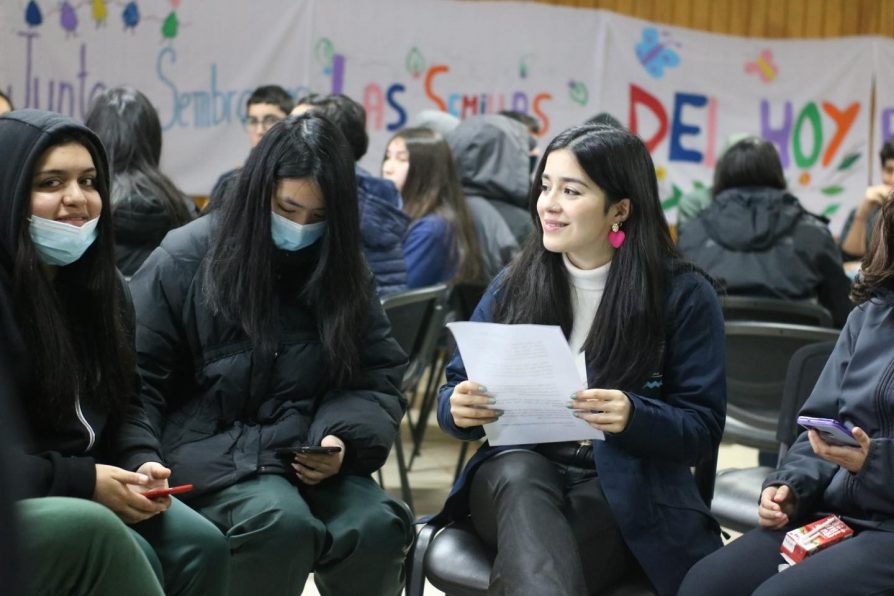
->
[244, 115, 283, 131]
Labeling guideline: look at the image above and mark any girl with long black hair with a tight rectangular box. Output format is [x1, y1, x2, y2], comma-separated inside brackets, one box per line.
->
[130, 112, 413, 596]
[435, 124, 726, 596]
[0, 109, 227, 595]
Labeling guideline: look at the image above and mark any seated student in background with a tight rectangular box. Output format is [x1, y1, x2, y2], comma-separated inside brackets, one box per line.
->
[678, 136, 852, 327]
[208, 84, 294, 210]
[85, 86, 195, 277]
[381, 127, 484, 288]
[448, 114, 534, 248]
[130, 113, 413, 596]
[838, 138, 894, 269]
[0, 109, 227, 595]
[294, 94, 409, 296]
[435, 124, 726, 596]
[679, 198, 894, 596]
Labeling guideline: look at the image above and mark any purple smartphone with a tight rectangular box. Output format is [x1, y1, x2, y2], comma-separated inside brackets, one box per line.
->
[797, 416, 860, 447]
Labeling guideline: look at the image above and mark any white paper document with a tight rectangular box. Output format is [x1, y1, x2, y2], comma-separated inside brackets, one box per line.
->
[447, 321, 605, 446]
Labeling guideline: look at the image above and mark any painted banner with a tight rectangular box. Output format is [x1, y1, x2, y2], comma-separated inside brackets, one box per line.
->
[599, 11, 874, 229]
[0, 0, 602, 195]
[0, 1, 884, 233]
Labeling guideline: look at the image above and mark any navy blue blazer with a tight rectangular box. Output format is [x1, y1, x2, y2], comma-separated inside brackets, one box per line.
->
[434, 267, 727, 596]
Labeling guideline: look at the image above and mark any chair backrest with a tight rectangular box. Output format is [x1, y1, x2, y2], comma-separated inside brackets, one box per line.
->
[720, 295, 834, 328]
[724, 321, 839, 447]
[381, 284, 450, 390]
[775, 340, 837, 459]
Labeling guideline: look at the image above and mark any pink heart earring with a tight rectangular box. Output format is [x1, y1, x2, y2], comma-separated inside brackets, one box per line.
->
[608, 222, 626, 249]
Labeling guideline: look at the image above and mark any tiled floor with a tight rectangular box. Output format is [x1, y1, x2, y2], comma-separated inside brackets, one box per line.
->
[301, 410, 759, 595]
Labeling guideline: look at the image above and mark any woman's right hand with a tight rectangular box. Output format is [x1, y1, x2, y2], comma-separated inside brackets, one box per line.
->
[93, 464, 168, 524]
[758, 484, 796, 529]
[449, 380, 502, 428]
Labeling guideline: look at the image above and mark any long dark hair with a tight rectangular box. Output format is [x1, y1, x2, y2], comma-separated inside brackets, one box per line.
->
[85, 86, 192, 226]
[203, 113, 372, 387]
[495, 125, 679, 389]
[14, 133, 135, 427]
[851, 195, 894, 303]
[385, 127, 484, 285]
[713, 136, 786, 197]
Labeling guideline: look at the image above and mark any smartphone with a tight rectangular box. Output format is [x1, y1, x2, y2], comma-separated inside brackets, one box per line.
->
[797, 416, 860, 447]
[142, 484, 194, 499]
[275, 446, 342, 457]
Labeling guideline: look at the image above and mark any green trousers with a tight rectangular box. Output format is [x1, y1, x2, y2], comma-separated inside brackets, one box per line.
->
[189, 474, 414, 596]
[131, 496, 230, 595]
[18, 497, 164, 596]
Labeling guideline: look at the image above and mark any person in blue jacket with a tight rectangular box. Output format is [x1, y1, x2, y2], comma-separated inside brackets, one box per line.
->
[381, 127, 484, 288]
[679, 198, 894, 596]
[435, 124, 726, 596]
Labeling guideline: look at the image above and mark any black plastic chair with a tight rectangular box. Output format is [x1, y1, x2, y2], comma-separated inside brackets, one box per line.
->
[720, 295, 834, 328]
[723, 321, 839, 451]
[711, 340, 837, 532]
[380, 284, 451, 514]
[407, 282, 488, 469]
[406, 448, 719, 596]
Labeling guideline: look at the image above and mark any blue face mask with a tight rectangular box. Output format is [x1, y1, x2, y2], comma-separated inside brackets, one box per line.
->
[28, 215, 100, 266]
[270, 211, 326, 251]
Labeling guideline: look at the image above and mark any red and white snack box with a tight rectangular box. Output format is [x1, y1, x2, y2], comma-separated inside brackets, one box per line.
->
[780, 515, 854, 565]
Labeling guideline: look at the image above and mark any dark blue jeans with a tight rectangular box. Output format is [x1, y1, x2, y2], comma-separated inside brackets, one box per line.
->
[469, 449, 637, 596]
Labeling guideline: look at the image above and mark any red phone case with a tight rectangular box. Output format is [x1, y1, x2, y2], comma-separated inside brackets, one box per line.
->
[142, 484, 194, 499]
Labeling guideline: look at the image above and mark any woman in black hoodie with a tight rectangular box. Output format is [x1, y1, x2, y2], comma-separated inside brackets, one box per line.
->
[0, 109, 227, 595]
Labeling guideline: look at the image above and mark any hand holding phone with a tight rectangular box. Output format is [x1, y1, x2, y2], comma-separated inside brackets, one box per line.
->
[797, 416, 860, 447]
[142, 484, 194, 499]
[275, 445, 342, 457]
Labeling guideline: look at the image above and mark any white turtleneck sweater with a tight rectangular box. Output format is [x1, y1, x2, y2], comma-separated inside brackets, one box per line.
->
[563, 254, 610, 384]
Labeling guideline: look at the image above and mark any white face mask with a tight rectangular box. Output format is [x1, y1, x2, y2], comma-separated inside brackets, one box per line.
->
[28, 215, 100, 266]
[270, 211, 326, 252]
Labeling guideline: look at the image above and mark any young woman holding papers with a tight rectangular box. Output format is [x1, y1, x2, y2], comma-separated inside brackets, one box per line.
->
[434, 124, 726, 596]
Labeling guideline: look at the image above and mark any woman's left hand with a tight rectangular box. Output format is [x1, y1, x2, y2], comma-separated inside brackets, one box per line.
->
[570, 389, 632, 433]
[292, 435, 346, 485]
[808, 427, 872, 473]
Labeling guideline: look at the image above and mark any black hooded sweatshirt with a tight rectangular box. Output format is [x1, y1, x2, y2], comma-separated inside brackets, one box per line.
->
[678, 186, 852, 327]
[0, 109, 162, 499]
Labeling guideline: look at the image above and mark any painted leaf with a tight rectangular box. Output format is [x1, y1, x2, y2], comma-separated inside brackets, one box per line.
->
[836, 152, 861, 171]
[162, 11, 178, 38]
[693, 180, 705, 189]
[661, 184, 683, 210]
[821, 203, 841, 218]
[26, 0, 42, 27]
[821, 186, 844, 196]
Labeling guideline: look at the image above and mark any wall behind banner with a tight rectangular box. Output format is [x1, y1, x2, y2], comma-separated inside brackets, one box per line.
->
[500, 0, 894, 39]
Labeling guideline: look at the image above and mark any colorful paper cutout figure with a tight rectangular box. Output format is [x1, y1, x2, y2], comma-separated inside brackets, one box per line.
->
[568, 80, 588, 106]
[92, 0, 108, 27]
[25, 0, 42, 26]
[635, 27, 681, 79]
[745, 49, 779, 83]
[162, 10, 178, 39]
[122, 2, 140, 30]
[61, 1, 78, 36]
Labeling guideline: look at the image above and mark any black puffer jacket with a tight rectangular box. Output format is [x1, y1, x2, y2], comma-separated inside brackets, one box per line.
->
[129, 215, 408, 499]
[678, 186, 852, 327]
[0, 110, 162, 499]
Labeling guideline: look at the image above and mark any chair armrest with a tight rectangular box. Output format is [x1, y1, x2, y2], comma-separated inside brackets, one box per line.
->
[406, 521, 441, 596]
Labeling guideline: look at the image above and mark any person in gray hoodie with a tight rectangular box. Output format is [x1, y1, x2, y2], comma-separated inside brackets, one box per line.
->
[678, 136, 852, 327]
[448, 115, 534, 278]
[679, 197, 894, 596]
